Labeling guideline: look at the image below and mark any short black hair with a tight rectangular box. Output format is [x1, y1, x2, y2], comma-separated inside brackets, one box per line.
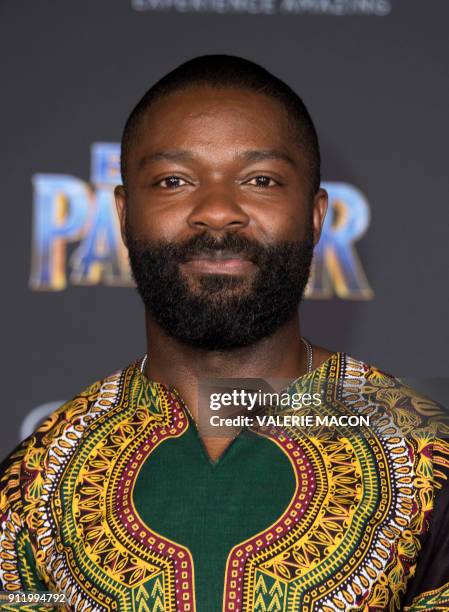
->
[120, 54, 321, 194]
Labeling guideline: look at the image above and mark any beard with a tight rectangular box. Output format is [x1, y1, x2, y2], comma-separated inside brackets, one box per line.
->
[125, 220, 314, 350]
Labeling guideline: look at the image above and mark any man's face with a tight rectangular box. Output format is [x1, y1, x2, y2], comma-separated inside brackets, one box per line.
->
[116, 86, 327, 349]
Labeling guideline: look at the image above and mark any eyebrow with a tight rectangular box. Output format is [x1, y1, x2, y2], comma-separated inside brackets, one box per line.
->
[237, 149, 297, 167]
[139, 150, 194, 167]
[138, 148, 297, 169]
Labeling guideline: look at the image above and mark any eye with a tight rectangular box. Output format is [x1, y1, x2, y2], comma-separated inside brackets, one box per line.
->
[245, 176, 278, 188]
[156, 176, 189, 189]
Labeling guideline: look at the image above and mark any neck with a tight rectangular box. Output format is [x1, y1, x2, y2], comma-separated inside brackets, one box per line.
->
[143, 311, 308, 419]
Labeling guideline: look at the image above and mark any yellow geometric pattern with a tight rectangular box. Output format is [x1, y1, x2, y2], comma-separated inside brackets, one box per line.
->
[1, 354, 449, 611]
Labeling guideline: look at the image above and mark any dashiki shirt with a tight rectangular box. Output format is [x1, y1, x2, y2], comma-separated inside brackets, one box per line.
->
[1, 352, 449, 611]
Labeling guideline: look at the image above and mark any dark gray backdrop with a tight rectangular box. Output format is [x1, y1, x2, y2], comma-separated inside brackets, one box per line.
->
[1, 0, 448, 459]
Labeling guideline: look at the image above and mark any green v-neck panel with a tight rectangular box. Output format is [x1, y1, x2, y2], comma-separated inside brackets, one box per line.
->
[132, 420, 296, 611]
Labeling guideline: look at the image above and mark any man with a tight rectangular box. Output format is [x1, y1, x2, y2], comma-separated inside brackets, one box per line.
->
[1, 55, 448, 611]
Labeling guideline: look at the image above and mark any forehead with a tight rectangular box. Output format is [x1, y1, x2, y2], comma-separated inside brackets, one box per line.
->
[134, 86, 296, 153]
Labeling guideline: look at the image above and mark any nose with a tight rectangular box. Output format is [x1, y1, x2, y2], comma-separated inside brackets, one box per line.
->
[186, 186, 250, 233]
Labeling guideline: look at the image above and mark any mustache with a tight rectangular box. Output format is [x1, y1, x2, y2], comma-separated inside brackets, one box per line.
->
[128, 232, 279, 266]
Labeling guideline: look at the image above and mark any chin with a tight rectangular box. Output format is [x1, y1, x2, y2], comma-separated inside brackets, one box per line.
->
[186, 274, 252, 295]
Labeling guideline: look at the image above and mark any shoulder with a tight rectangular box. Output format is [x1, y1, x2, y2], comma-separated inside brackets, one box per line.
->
[0, 362, 138, 510]
[338, 353, 449, 483]
[341, 353, 448, 421]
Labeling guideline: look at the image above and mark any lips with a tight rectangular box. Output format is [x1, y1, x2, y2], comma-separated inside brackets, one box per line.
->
[181, 250, 255, 274]
[186, 249, 249, 261]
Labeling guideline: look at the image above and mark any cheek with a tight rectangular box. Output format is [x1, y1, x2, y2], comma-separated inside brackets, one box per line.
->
[280, 195, 313, 241]
[126, 198, 188, 242]
[250, 202, 310, 243]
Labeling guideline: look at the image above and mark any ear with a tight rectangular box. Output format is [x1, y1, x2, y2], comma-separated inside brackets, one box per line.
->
[114, 185, 128, 246]
[311, 188, 328, 246]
